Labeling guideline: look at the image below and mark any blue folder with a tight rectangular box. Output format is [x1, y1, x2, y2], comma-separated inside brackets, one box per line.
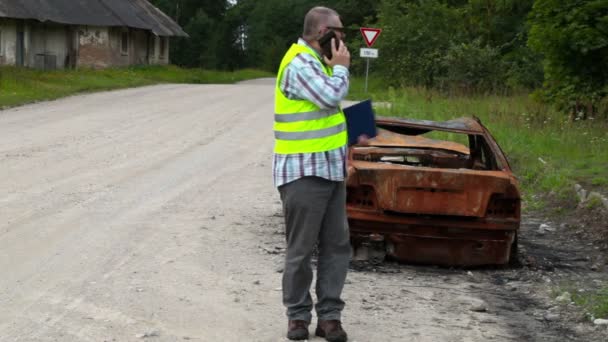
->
[343, 99, 377, 145]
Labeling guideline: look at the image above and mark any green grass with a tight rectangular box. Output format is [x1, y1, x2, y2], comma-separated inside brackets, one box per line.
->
[0, 65, 273, 108]
[552, 286, 608, 320]
[573, 287, 608, 320]
[585, 196, 605, 210]
[558, 286, 608, 320]
[348, 76, 608, 208]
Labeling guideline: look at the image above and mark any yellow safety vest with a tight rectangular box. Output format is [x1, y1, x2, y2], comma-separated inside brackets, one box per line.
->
[274, 43, 347, 154]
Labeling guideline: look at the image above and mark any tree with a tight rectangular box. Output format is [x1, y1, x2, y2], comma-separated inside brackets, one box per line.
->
[464, 0, 542, 90]
[528, 0, 608, 118]
[233, 0, 319, 71]
[149, 0, 547, 98]
[229, 0, 380, 71]
[149, 0, 232, 68]
[441, 40, 503, 94]
[375, 0, 465, 88]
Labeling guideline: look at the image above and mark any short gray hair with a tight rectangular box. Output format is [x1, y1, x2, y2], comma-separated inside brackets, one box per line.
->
[302, 6, 339, 40]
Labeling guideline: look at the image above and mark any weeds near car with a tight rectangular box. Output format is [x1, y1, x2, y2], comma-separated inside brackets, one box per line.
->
[573, 287, 608, 320]
[585, 196, 604, 210]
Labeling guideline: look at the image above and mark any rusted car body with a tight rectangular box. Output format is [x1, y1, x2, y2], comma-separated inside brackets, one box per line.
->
[346, 116, 520, 266]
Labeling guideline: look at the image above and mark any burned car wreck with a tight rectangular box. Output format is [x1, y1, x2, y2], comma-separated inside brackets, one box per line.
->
[346, 116, 520, 266]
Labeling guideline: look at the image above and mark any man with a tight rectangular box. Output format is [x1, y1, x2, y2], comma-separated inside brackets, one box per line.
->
[272, 6, 351, 342]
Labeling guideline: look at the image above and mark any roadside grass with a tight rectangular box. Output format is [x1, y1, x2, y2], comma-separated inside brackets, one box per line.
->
[553, 286, 608, 320]
[0, 65, 273, 108]
[573, 287, 608, 320]
[348, 76, 608, 209]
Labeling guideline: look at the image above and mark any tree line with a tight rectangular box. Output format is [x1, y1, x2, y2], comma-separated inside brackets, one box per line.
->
[149, 0, 608, 119]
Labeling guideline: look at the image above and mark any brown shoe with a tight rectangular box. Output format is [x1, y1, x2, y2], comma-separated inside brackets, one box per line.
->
[287, 320, 309, 340]
[315, 320, 347, 342]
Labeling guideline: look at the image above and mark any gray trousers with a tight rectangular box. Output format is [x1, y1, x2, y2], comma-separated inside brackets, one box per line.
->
[278, 176, 351, 322]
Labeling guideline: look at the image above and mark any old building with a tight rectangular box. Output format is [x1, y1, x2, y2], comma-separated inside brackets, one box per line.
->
[0, 0, 186, 69]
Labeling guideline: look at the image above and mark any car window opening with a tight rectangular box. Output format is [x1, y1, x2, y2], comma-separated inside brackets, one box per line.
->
[352, 130, 500, 171]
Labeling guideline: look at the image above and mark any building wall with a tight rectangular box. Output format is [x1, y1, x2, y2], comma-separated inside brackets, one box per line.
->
[148, 36, 169, 65]
[23, 21, 31, 66]
[28, 21, 72, 69]
[0, 19, 18, 65]
[1, 20, 173, 69]
[1, 19, 76, 69]
[132, 29, 148, 65]
[106, 27, 130, 67]
[104, 27, 156, 67]
[105, 28, 169, 67]
[158, 37, 169, 65]
[77, 26, 112, 69]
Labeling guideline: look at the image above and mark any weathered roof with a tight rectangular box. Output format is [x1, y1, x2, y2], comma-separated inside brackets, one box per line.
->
[0, 0, 187, 37]
[100, 0, 187, 37]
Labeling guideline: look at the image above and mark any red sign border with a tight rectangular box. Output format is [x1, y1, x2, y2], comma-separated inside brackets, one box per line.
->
[360, 27, 382, 47]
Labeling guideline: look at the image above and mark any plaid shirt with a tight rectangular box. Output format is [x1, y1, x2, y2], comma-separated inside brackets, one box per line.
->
[273, 39, 350, 187]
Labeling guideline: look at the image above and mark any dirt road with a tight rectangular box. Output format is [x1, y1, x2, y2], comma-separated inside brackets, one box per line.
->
[1, 81, 606, 341]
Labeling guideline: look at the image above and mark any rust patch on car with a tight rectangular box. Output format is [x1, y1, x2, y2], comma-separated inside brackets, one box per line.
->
[347, 116, 520, 266]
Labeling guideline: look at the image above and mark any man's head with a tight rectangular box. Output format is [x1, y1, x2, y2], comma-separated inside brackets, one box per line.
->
[302, 6, 345, 43]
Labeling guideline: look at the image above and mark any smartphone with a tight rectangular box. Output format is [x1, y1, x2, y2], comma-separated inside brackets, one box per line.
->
[318, 31, 340, 59]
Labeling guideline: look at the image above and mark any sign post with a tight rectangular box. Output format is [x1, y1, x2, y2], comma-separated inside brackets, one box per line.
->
[359, 27, 382, 93]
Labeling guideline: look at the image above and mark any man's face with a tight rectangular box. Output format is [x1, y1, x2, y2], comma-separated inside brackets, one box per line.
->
[320, 16, 346, 41]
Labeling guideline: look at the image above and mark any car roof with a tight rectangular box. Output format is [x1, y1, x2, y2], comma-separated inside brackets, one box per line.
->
[375, 116, 486, 134]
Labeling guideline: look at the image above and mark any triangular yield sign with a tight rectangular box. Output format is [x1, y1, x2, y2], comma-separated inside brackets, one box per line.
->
[360, 27, 382, 47]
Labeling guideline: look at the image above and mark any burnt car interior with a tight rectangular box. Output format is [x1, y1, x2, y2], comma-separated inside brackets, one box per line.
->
[351, 126, 501, 171]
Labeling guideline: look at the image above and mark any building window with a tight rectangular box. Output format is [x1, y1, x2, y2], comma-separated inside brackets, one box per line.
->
[159, 37, 166, 59]
[121, 30, 129, 55]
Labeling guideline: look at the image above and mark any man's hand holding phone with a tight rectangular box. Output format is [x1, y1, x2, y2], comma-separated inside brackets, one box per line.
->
[323, 38, 350, 69]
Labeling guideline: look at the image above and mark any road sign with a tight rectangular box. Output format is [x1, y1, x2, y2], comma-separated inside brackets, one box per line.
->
[360, 27, 382, 47]
[360, 27, 382, 94]
[360, 48, 378, 58]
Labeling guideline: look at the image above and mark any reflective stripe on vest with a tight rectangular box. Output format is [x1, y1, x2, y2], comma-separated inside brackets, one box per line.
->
[274, 108, 337, 123]
[274, 43, 347, 155]
[275, 122, 346, 140]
